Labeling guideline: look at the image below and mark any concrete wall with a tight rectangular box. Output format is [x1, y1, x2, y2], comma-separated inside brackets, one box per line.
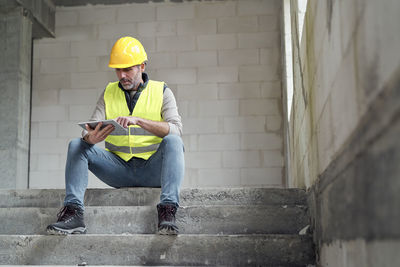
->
[30, 0, 285, 189]
[286, 0, 400, 265]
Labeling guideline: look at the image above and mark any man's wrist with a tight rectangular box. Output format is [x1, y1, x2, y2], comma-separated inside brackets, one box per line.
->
[82, 134, 91, 144]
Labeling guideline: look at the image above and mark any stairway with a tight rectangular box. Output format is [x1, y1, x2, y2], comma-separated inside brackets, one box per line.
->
[0, 187, 315, 266]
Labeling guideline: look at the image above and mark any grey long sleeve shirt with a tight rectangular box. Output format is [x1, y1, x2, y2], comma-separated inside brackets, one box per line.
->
[82, 74, 183, 138]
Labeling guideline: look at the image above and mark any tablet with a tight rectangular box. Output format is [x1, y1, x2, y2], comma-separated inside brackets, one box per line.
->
[78, 119, 127, 135]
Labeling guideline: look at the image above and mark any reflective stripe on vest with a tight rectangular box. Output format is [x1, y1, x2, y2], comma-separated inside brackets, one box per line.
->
[104, 80, 164, 161]
[105, 142, 160, 154]
[108, 127, 154, 136]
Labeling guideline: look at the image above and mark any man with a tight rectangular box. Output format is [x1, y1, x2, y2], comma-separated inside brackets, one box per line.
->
[46, 36, 184, 235]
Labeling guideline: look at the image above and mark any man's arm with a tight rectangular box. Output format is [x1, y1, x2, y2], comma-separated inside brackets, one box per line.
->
[116, 117, 170, 138]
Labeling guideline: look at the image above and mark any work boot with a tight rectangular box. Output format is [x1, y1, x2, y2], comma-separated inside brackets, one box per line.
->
[46, 204, 86, 235]
[157, 203, 179, 235]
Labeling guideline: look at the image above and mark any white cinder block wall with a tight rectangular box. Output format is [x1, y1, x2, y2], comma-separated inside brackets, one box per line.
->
[30, 0, 284, 189]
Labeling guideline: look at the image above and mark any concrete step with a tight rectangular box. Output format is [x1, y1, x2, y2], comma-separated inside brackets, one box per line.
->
[0, 205, 308, 235]
[0, 187, 306, 208]
[0, 234, 315, 266]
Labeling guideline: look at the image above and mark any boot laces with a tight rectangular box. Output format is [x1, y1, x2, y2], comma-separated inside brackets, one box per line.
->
[160, 205, 176, 222]
[56, 206, 77, 222]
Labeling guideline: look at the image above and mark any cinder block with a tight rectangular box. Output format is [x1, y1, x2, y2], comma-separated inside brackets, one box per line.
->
[198, 66, 238, 83]
[79, 7, 116, 25]
[30, 138, 68, 154]
[198, 134, 240, 151]
[157, 36, 196, 52]
[31, 90, 59, 106]
[259, 15, 279, 31]
[156, 68, 196, 84]
[178, 51, 217, 67]
[29, 153, 38, 171]
[71, 41, 108, 57]
[147, 52, 177, 68]
[263, 150, 284, 167]
[260, 48, 280, 66]
[182, 117, 218, 134]
[195, 2, 236, 19]
[33, 73, 70, 91]
[98, 24, 138, 40]
[70, 72, 111, 89]
[222, 150, 261, 168]
[266, 115, 282, 131]
[177, 19, 217, 35]
[198, 100, 239, 117]
[238, 32, 279, 49]
[218, 82, 261, 99]
[58, 121, 82, 138]
[40, 58, 77, 74]
[38, 122, 57, 138]
[197, 34, 237, 50]
[223, 116, 266, 133]
[218, 49, 259, 66]
[238, 0, 278, 16]
[240, 167, 283, 186]
[239, 65, 279, 82]
[218, 16, 258, 33]
[138, 37, 156, 53]
[181, 134, 197, 152]
[117, 4, 156, 23]
[59, 89, 99, 105]
[31, 122, 39, 138]
[55, 11, 78, 27]
[138, 21, 176, 37]
[185, 151, 222, 168]
[239, 99, 279, 115]
[69, 105, 96, 121]
[198, 169, 241, 186]
[77, 57, 98, 72]
[177, 84, 218, 100]
[33, 42, 70, 59]
[240, 133, 282, 150]
[55, 25, 97, 41]
[32, 106, 67, 122]
[38, 154, 60, 171]
[261, 81, 282, 98]
[157, 4, 195, 21]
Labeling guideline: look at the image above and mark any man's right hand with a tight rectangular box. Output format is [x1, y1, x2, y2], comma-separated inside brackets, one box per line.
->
[84, 122, 115, 144]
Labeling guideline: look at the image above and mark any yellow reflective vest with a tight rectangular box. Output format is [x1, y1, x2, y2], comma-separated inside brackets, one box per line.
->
[104, 80, 164, 161]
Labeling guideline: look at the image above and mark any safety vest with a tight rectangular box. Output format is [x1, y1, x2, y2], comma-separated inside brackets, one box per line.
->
[104, 80, 164, 161]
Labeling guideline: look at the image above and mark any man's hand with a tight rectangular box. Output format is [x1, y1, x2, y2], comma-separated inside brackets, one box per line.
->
[84, 122, 115, 144]
[115, 116, 140, 128]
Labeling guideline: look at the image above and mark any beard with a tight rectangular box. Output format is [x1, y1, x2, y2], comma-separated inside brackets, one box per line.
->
[120, 71, 142, 91]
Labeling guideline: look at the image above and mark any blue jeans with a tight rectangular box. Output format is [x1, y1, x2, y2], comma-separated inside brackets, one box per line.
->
[64, 135, 184, 210]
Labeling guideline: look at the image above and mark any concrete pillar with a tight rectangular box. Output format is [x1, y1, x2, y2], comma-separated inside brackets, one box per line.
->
[0, 6, 32, 189]
[0, 0, 55, 189]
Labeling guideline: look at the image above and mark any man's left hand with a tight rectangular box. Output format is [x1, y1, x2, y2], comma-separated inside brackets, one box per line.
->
[115, 116, 140, 128]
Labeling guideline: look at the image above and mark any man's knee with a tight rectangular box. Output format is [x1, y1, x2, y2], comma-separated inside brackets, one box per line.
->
[161, 135, 184, 150]
[68, 138, 87, 152]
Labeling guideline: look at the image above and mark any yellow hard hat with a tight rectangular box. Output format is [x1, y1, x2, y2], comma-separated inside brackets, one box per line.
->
[108, 36, 148, 68]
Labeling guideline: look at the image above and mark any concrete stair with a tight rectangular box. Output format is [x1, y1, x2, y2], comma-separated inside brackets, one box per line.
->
[0, 188, 315, 266]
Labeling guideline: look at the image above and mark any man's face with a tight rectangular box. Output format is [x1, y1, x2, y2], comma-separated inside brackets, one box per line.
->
[115, 64, 143, 91]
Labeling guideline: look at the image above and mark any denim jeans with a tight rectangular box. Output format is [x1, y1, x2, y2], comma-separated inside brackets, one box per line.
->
[64, 134, 184, 210]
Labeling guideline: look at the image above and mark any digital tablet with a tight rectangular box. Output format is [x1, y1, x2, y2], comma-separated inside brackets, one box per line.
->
[78, 119, 127, 135]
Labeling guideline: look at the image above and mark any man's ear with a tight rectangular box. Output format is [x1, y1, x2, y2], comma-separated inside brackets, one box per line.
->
[140, 63, 146, 72]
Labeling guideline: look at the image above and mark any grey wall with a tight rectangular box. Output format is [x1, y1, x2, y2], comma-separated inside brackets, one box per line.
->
[285, 0, 400, 265]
